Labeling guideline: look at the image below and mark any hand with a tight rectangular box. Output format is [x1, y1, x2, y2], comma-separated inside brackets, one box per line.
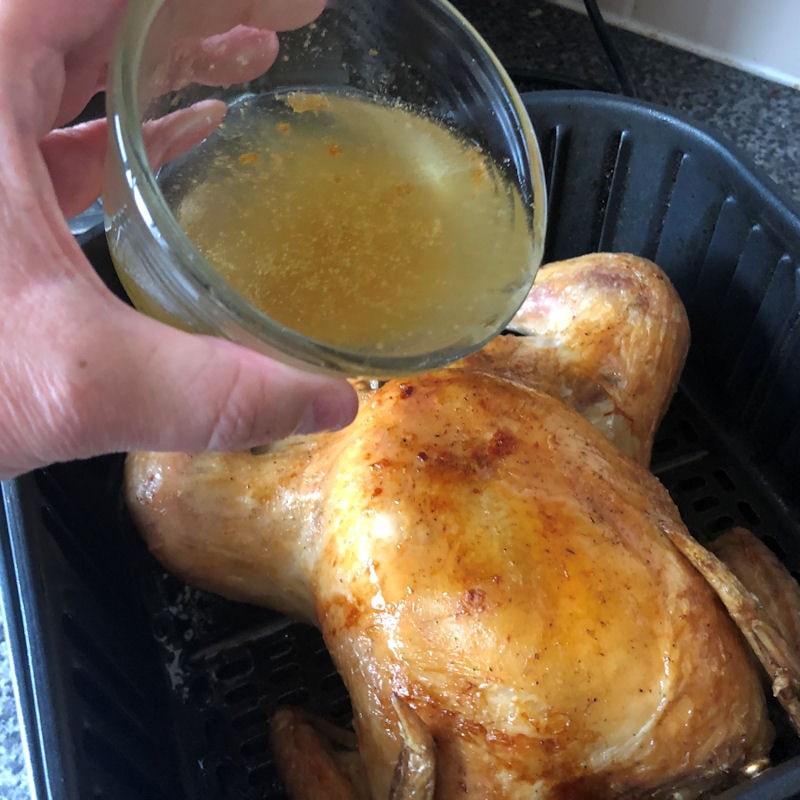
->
[0, 0, 357, 480]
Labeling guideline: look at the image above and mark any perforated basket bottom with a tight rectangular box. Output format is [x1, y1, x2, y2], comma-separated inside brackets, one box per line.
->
[131, 382, 800, 799]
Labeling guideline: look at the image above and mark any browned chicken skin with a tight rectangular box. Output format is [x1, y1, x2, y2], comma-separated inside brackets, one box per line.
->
[472, 252, 690, 466]
[126, 254, 779, 799]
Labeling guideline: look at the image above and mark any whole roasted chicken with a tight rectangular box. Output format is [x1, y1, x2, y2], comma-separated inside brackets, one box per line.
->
[125, 253, 799, 799]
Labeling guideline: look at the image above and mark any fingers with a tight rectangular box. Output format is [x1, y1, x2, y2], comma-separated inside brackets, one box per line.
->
[41, 99, 228, 219]
[54, 2, 125, 128]
[189, 26, 281, 87]
[43, 27, 276, 219]
[173, 0, 327, 38]
[142, 99, 228, 169]
[148, 26, 280, 98]
[39, 118, 108, 220]
[39, 0, 322, 130]
[3, 0, 128, 132]
[40, 0, 320, 128]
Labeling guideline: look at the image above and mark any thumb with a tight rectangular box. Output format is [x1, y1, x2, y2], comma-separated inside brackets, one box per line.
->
[71, 300, 361, 455]
[1, 290, 358, 477]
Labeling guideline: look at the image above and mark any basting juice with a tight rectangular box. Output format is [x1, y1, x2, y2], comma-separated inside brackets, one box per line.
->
[161, 90, 537, 358]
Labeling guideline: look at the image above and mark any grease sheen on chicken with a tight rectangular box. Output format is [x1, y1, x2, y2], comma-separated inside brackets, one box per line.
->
[126, 253, 775, 799]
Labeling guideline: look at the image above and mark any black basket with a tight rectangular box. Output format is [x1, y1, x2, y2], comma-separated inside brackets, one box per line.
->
[2, 90, 800, 799]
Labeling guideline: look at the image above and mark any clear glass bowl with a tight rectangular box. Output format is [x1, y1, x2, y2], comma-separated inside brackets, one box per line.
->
[103, 0, 547, 377]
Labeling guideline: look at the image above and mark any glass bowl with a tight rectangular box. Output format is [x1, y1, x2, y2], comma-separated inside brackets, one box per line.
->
[103, 0, 547, 377]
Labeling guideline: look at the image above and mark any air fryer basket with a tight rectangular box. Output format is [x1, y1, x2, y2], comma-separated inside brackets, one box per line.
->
[2, 90, 800, 800]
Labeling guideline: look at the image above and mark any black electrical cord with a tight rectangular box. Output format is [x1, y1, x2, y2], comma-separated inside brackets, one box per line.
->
[508, 1, 639, 98]
[582, 0, 639, 97]
[505, 68, 611, 94]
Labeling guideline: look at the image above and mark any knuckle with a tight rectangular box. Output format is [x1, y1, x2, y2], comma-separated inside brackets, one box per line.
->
[203, 366, 291, 451]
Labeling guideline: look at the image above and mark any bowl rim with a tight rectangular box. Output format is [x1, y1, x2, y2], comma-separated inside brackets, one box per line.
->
[105, 0, 548, 377]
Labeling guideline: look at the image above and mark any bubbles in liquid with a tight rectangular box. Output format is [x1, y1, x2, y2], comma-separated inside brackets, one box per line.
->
[162, 90, 536, 358]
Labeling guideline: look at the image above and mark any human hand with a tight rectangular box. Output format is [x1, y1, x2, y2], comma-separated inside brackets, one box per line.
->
[0, 0, 357, 480]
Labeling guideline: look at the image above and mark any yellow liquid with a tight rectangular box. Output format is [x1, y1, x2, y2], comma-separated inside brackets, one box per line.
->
[163, 90, 536, 357]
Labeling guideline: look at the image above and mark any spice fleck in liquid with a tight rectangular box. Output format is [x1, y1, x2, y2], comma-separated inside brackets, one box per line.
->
[163, 90, 536, 357]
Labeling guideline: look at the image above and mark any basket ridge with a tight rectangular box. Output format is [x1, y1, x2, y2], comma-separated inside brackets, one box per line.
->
[706, 224, 785, 394]
[737, 255, 800, 416]
[61, 612, 157, 737]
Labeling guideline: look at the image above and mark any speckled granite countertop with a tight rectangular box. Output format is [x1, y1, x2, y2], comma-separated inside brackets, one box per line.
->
[1, 2, 798, 797]
[0, 622, 27, 800]
[453, 0, 800, 213]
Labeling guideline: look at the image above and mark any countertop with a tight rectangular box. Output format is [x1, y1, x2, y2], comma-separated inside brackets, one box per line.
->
[1, 1, 799, 797]
[455, 0, 800, 213]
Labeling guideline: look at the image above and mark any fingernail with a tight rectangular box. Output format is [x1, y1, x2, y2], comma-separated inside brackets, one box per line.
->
[294, 393, 358, 436]
[293, 403, 320, 436]
[144, 100, 227, 169]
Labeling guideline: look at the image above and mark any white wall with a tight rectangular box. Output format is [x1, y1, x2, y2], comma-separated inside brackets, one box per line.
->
[551, 0, 800, 88]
